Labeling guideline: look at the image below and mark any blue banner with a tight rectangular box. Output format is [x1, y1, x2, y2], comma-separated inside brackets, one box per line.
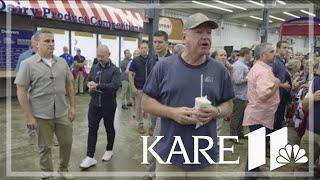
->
[0, 28, 33, 69]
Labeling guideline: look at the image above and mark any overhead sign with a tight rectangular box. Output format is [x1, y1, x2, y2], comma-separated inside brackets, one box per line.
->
[0, 28, 33, 69]
[159, 16, 183, 41]
[0, 0, 144, 32]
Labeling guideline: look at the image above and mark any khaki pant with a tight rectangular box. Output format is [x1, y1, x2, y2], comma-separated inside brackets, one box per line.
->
[135, 91, 143, 125]
[121, 80, 131, 105]
[156, 161, 218, 180]
[74, 72, 84, 94]
[36, 116, 73, 172]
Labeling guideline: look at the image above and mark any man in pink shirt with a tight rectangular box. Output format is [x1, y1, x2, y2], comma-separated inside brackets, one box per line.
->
[243, 42, 280, 180]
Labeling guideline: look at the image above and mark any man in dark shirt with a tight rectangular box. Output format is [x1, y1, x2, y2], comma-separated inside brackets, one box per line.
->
[128, 42, 151, 134]
[73, 49, 87, 95]
[80, 45, 121, 169]
[272, 40, 291, 131]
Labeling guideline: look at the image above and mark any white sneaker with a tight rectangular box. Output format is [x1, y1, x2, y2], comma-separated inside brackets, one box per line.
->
[41, 172, 53, 179]
[102, 151, 113, 161]
[79, 156, 97, 168]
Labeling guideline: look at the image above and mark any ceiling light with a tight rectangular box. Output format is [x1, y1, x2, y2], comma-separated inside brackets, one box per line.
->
[300, 10, 316, 17]
[283, 12, 300, 18]
[249, 16, 272, 23]
[192, 1, 233, 12]
[276, 0, 286, 5]
[215, 0, 247, 10]
[269, 15, 285, 21]
[247, 0, 264, 7]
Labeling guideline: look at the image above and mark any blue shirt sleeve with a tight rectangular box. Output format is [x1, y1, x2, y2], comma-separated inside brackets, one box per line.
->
[272, 59, 286, 83]
[143, 62, 162, 99]
[129, 59, 137, 72]
[219, 69, 235, 103]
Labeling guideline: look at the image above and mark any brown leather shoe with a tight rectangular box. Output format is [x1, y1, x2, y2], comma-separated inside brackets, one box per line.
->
[138, 124, 145, 134]
[148, 128, 154, 136]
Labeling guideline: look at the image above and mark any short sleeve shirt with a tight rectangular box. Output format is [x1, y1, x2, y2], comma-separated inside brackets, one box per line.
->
[143, 54, 234, 170]
[14, 54, 73, 119]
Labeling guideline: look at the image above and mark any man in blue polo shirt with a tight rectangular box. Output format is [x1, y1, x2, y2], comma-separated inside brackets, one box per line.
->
[142, 13, 234, 179]
[60, 46, 74, 69]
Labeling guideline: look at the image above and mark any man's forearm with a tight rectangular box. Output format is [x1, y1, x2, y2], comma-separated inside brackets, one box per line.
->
[17, 86, 34, 119]
[141, 93, 174, 119]
[261, 85, 278, 101]
[217, 100, 233, 118]
[128, 72, 136, 89]
[66, 77, 75, 108]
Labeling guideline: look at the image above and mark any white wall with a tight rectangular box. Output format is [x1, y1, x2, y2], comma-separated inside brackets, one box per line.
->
[212, 22, 260, 50]
[163, 9, 310, 54]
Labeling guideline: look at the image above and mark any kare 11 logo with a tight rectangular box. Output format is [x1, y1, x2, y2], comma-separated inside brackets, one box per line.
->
[141, 127, 308, 171]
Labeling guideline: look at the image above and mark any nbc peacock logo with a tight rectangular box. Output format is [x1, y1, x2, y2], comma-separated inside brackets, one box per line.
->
[276, 144, 308, 164]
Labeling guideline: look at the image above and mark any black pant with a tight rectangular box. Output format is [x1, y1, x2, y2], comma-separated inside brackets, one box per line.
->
[244, 124, 272, 180]
[86, 104, 116, 158]
[274, 100, 286, 131]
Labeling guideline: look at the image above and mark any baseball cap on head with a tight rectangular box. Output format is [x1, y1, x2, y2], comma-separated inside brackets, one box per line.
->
[183, 13, 219, 30]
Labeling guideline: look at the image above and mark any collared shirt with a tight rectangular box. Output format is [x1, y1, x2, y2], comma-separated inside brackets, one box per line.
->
[14, 54, 72, 119]
[232, 58, 249, 100]
[243, 61, 280, 130]
[15, 49, 36, 72]
[60, 53, 74, 68]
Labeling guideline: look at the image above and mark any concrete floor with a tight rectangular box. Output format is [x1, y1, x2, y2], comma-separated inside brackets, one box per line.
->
[0, 91, 315, 180]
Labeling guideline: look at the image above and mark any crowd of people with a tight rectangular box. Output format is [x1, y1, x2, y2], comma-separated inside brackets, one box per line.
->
[13, 12, 319, 180]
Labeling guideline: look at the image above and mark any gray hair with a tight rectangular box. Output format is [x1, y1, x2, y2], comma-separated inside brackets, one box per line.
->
[33, 29, 53, 41]
[254, 42, 272, 60]
[173, 44, 185, 55]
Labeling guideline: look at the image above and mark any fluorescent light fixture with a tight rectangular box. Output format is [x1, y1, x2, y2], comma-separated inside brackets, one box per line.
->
[192, 1, 233, 12]
[247, 0, 264, 7]
[269, 15, 285, 21]
[215, 0, 247, 10]
[249, 16, 272, 23]
[283, 12, 300, 18]
[300, 10, 316, 17]
[276, 0, 286, 5]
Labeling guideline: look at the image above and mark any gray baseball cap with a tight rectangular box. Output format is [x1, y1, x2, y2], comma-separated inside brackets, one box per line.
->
[183, 13, 218, 30]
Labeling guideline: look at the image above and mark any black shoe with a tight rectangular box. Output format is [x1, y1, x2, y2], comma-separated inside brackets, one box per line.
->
[122, 105, 128, 110]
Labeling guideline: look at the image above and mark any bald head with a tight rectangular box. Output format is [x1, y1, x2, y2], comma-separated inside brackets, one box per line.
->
[97, 45, 110, 65]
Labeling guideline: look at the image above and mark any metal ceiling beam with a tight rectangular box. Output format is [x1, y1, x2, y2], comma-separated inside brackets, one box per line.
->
[223, 8, 299, 20]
